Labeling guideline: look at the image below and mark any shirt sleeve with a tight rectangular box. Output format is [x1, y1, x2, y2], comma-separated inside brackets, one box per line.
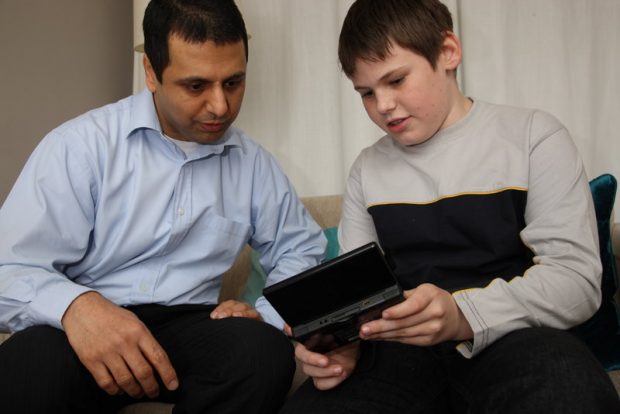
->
[0, 131, 96, 332]
[248, 149, 327, 329]
[453, 111, 602, 357]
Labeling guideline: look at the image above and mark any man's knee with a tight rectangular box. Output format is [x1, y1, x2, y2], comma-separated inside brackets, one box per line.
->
[178, 317, 295, 383]
[0, 325, 102, 412]
[170, 317, 296, 412]
[220, 318, 295, 379]
[0, 325, 82, 381]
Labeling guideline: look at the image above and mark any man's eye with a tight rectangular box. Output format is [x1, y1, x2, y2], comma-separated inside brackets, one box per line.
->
[225, 79, 243, 89]
[187, 83, 204, 92]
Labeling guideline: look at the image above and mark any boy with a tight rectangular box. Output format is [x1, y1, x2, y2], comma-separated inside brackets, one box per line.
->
[281, 0, 620, 412]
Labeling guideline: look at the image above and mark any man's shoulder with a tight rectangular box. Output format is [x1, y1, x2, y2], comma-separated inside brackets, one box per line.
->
[52, 95, 134, 142]
[30, 95, 141, 170]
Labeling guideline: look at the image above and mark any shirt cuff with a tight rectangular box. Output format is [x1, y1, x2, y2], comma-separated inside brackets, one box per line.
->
[29, 279, 94, 330]
[255, 296, 286, 330]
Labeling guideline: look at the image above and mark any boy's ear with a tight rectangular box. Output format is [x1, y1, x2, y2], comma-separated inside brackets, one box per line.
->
[439, 31, 462, 72]
[143, 55, 159, 92]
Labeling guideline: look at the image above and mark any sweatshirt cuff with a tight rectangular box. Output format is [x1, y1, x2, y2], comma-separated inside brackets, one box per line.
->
[453, 291, 488, 358]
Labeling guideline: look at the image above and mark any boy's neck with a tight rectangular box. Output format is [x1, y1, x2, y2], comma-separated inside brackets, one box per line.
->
[443, 92, 473, 131]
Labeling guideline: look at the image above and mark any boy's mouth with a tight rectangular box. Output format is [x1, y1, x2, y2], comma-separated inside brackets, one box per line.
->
[387, 116, 410, 132]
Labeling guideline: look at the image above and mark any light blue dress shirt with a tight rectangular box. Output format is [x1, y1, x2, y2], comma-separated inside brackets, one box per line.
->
[0, 89, 326, 332]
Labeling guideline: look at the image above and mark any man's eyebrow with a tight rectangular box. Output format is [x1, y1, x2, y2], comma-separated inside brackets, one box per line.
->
[226, 72, 246, 81]
[175, 71, 246, 85]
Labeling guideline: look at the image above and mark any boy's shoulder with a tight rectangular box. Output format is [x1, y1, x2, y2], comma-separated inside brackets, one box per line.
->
[475, 100, 565, 140]
[355, 99, 566, 164]
[476, 100, 562, 126]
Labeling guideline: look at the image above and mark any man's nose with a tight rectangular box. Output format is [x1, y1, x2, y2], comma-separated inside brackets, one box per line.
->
[205, 86, 228, 118]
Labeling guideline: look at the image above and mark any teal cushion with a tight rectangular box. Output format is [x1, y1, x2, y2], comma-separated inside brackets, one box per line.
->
[242, 227, 340, 306]
[572, 174, 620, 370]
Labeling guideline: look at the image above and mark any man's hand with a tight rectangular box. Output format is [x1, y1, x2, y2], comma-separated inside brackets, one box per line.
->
[283, 325, 359, 391]
[359, 283, 473, 346]
[61, 292, 178, 399]
[210, 299, 262, 320]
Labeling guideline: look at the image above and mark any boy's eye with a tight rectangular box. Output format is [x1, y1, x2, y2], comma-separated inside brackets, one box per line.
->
[389, 77, 404, 86]
[361, 90, 374, 98]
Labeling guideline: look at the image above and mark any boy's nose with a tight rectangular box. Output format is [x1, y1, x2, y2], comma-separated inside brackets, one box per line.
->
[375, 91, 396, 114]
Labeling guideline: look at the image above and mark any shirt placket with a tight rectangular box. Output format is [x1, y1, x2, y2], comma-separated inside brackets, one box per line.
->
[164, 162, 194, 254]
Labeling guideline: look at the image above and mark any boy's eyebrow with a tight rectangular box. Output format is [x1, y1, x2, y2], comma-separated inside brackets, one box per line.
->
[353, 65, 408, 91]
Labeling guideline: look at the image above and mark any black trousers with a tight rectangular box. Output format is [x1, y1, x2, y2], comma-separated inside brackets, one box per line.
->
[0, 304, 295, 414]
[281, 327, 620, 414]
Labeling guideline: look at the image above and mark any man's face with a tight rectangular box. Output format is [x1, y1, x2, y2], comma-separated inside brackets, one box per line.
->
[145, 35, 247, 144]
[350, 41, 461, 146]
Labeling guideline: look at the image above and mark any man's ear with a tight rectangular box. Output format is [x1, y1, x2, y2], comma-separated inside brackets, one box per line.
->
[143, 55, 159, 92]
[439, 31, 462, 72]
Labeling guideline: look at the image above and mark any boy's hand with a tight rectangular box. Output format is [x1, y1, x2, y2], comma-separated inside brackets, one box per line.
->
[294, 341, 360, 391]
[62, 291, 179, 399]
[359, 283, 473, 346]
[210, 299, 262, 320]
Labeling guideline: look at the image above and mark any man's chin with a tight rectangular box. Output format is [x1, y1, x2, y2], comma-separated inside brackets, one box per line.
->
[187, 130, 228, 145]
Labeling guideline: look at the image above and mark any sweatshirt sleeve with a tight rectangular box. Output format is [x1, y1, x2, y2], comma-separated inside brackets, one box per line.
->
[453, 111, 601, 357]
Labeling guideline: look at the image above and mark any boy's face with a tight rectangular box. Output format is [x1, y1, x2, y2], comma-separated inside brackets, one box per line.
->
[144, 35, 247, 144]
[350, 39, 464, 146]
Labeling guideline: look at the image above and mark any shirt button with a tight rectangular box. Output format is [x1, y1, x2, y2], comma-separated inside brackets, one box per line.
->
[178, 207, 185, 216]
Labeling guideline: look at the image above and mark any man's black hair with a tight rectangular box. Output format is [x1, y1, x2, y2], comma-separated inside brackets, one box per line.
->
[143, 0, 248, 83]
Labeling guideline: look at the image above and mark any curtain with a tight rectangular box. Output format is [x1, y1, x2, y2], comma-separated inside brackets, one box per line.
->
[133, 0, 619, 213]
[457, 0, 620, 214]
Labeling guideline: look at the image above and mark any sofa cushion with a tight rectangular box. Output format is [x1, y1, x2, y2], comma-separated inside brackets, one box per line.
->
[242, 227, 340, 306]
[572, 174, 620, 370]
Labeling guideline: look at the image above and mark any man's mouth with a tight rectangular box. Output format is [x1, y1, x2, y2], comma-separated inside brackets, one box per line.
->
[199, 121, 227, 133]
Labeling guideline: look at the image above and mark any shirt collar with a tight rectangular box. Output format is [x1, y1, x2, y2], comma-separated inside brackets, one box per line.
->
[127, 88, 244, 158]
[127, 88, 162, 135]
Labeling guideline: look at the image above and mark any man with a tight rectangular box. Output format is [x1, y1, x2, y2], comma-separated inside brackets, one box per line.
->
[0, 1, 326, 413]
[281, 0, 619, 413]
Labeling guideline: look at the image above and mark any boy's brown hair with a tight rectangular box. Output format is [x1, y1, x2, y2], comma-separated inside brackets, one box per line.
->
[338, 0, 453, 77]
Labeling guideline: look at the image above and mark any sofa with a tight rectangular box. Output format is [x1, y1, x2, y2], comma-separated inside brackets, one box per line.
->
[1, 193, 619, 413]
